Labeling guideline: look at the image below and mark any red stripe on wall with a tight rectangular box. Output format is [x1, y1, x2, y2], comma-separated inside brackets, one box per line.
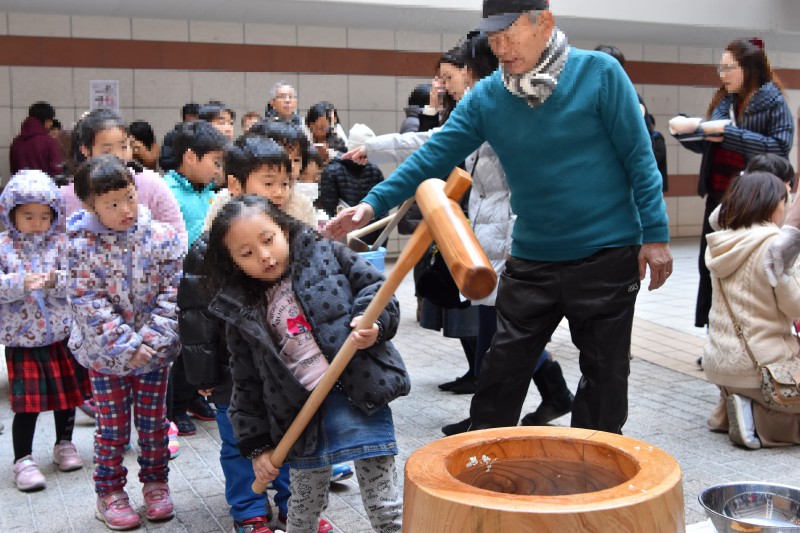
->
[0, 35, 441, 76]
[664, 174, 698, 197]
[2, 35, 800, 89]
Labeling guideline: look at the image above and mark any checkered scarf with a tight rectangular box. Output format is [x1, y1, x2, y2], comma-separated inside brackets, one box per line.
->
[501, 27, 570, 108]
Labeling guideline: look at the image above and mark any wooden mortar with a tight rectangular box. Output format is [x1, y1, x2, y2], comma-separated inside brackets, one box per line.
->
[404, 426, 684, 532]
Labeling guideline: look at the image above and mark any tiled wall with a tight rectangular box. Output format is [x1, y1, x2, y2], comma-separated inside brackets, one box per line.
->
[2, 11, 800, 243]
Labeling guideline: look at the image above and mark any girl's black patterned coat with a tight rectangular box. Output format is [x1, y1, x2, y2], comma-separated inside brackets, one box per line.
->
[208, 229, 410, 460]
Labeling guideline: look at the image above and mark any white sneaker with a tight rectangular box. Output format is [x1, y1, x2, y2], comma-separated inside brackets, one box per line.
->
[726, 394, 761, 449]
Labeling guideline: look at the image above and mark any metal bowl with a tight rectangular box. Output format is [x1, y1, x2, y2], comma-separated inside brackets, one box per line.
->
[699, 482, 800, 532]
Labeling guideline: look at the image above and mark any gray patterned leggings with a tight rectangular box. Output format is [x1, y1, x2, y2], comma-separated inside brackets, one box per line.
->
[286, 455, 402, 533]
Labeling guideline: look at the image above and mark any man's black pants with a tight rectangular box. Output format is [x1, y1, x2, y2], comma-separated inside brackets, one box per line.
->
[469, 246, 640, 434]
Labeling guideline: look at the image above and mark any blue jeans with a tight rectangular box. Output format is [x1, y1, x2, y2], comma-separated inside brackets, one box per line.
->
[216, 403, 290, 519]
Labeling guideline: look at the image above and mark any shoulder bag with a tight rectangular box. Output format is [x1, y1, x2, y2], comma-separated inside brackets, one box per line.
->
[718, 285, 800, 413]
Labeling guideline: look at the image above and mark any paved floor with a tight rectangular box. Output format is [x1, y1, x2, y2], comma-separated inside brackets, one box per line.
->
[1, 237, 797, 532]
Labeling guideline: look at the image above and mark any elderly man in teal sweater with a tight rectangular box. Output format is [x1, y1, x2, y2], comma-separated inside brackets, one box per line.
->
[329, 0, 672, 434]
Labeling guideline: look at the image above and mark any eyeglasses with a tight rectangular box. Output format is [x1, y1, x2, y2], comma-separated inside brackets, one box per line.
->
[717, 64, 739, 74]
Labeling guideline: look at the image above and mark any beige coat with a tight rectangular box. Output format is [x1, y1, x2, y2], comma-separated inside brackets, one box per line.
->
[704, 223, 800, 388]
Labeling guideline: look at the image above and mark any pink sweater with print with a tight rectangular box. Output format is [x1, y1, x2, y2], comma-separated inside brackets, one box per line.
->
[266, 278, 329, 390]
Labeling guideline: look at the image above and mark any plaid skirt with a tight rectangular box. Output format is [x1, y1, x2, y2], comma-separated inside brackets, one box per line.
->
[5, 340, 87, 413]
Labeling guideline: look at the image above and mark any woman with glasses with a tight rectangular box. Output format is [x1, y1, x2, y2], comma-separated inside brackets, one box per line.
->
[675, 38, 794, 331]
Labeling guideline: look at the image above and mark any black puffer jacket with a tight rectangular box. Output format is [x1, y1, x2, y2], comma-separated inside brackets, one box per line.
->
[177, 232, 233, 405]
[317, 158, 385, 218]
[208, 230, 410, 460]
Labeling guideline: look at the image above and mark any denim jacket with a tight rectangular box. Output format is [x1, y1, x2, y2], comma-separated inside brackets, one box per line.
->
[208, 229, 410, 460]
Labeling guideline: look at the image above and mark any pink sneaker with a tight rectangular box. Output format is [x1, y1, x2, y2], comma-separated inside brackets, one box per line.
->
[167, 420, 180, 459]
[95, 490, 141, 530]
[53, 440, 84, 471]
[143, 481, 174, 521]
[13, 455, 46, 491]
[277, 515, 333, 533]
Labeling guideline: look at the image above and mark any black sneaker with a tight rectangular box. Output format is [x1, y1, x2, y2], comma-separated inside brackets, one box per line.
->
[448, 377, 477, 395]
[187, 397, 216, 421]
[520, 392, 574, 426]
[174, 413, 196, 436]
[442, 418, 471, 436]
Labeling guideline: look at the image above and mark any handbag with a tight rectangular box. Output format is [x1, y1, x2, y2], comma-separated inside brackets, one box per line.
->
[414, 173, 474, 310]
[415, 244, 471, 309]
[718, 285, 800, 413]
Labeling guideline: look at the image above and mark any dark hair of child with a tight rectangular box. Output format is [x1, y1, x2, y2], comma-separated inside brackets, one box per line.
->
[594, 44, 626, 66]
[302, 143, 324, 172]
[129, 120, 156, 150]
[241, 111, 261, 129]
[182, 102, 200, 121]
[76, 109, 128, 153]
[50, 118, 62, 131]
[73, 154, 135, 203]
[249, 120, 304, 147]
[408, 84, 432, 108]
[305, 101, 339, 127]
[171, 120, 229, 162]
[718, 171, 787, 230]
[198, 101, 236, 122]
[745, 153, 795, 184]
[28, 101, 56, 124]
[204, 195, 307, 302]
[224, 135, 292, 187]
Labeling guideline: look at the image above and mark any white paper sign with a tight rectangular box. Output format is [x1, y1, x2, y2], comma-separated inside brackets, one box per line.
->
[89, 80, 120, 114]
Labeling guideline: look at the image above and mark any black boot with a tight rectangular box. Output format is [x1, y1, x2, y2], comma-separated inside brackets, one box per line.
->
[438, 337, 477, 392]
[520, 358, 573, 426]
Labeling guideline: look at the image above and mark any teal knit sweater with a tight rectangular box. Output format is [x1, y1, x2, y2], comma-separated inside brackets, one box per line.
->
[363, 49, 669, 261]
[163, 169, 215, 249]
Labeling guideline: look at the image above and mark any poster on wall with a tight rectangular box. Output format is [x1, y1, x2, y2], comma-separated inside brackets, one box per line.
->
[89, 80, 120, 114]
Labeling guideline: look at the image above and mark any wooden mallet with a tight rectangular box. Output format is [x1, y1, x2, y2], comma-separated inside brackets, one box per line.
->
[251, 167, 496, 494]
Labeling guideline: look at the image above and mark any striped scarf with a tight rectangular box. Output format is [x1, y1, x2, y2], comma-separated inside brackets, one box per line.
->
[501, 27, 570, 108]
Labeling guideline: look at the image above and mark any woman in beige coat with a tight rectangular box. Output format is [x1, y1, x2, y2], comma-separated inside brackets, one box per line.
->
[704, 171, 800, 449]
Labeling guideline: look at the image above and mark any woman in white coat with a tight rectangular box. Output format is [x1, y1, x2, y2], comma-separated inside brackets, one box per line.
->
[344, 33, 573, 435]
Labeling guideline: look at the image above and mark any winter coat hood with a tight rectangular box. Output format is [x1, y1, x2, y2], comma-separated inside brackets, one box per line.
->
[67, 201, 153, 236]
[17, 117, 49, 140]
[0, 170, 71, 348]
[706, 223, 778, 280]
[403, 106, 422, 118]
[0, 169, 64, 240]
